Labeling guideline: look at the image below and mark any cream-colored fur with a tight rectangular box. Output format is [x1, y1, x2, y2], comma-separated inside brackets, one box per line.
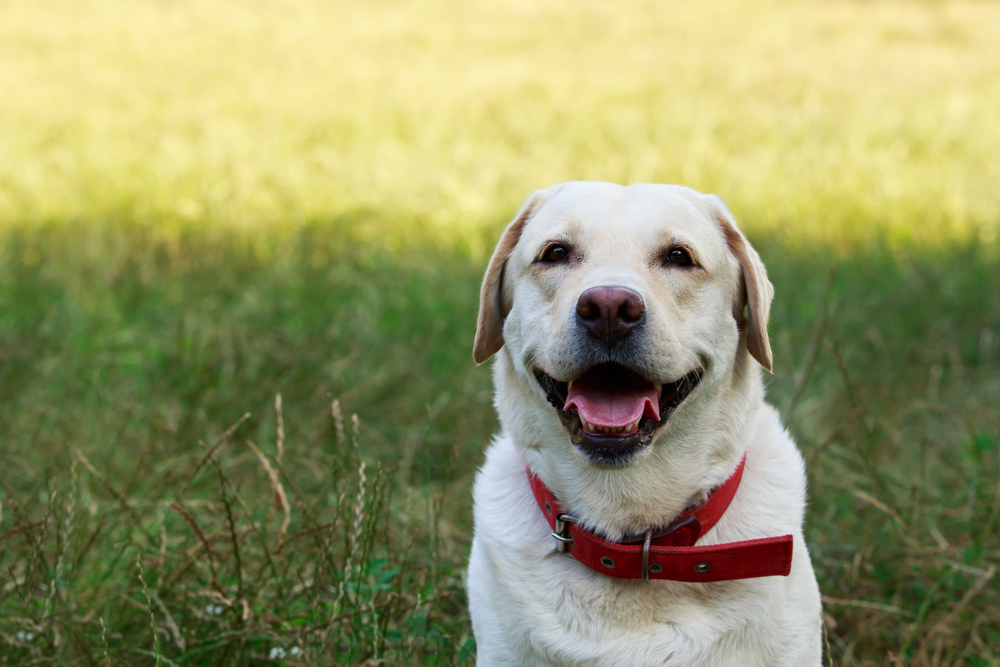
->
[468, 182, 822, 666]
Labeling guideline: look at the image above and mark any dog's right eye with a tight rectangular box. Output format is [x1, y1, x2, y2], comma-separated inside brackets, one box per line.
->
[540, 243, 570, 263]
[662, 246, 695, 267]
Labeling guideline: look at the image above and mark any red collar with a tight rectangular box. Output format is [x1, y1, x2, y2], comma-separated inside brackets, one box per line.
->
[527, 452, 794, 583]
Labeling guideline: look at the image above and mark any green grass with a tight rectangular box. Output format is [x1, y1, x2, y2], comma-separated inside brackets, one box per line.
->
[1, 227, 489, 665]
[1, 227, 998, 665]
[1, 0, 1000, 664]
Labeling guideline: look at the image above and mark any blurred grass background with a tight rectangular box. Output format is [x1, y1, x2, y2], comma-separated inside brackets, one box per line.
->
[1, 0, 998, 665]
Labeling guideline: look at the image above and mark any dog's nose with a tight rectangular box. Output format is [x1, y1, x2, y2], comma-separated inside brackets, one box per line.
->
[575, 286, 645, 346]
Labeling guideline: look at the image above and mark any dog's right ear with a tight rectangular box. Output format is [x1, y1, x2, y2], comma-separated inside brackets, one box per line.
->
[473, 188, 555, 364]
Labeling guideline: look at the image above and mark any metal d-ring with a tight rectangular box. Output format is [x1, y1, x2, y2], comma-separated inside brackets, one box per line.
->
[642, 529, 653, 584]
[552, 513, 576, 552]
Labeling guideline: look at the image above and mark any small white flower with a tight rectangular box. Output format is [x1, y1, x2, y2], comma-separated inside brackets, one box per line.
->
[205, 604, 215, 615]
[213, 605, 225, 615]
[25, 632, 34, 642]
[268, 647, 287, 660]
[16, 631, 25, 641]
[290, 646, 301, 656]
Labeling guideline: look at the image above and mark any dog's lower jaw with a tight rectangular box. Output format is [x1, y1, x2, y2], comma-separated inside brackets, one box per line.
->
[557, 408, 654, 467]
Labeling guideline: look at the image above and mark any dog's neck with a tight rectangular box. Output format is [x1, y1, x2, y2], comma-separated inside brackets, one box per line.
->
[497, 350, 764, 541]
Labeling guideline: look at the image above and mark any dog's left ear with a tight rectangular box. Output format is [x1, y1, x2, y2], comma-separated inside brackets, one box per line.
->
[707, 196, 775, 372]
[473, 187, 559, 364]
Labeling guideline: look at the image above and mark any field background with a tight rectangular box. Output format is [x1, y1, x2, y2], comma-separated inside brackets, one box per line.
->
[1, 0, 999, 665]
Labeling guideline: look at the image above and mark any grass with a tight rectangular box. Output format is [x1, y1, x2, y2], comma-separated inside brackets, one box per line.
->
[1, 228, 488, 665]
[0, 0, 999, 665]
[1, 228, 998, 666]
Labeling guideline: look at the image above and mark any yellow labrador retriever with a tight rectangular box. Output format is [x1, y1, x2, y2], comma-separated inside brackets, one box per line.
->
[468, 182, 822, 666]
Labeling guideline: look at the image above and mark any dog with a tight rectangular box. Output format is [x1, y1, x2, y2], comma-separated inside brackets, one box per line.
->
[467, 182, 822, 666]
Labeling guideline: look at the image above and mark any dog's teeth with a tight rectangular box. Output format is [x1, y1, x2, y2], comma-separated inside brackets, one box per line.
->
[568, 381, 574, 391]
[632, 419, 641, 431]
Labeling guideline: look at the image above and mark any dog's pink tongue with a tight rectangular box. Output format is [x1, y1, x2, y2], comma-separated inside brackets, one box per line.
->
[564, 383, 661, 429]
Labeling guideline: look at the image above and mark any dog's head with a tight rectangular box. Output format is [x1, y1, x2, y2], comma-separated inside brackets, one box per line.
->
[474, 182, 773, 468]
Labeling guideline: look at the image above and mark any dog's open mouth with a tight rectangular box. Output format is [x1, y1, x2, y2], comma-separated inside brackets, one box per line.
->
[534, 363, 701, 464]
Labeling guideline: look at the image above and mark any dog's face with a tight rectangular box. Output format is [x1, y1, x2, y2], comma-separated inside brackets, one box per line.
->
[475, 182, 773, 468]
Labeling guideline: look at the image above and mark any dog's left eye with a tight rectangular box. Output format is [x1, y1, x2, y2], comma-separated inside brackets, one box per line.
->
[663, 247, 694, 267]
[540, 244, 570, 263]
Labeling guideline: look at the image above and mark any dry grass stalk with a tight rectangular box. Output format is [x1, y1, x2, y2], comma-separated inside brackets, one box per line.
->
[74, 447, 153, 542]
[209, 454, 245, 613]
[167, 502, 217, 567]
[193, 589, 234, 606]
[43, 461, 77, 633]
[136, 553, 163, 666]
[852, 490, 911, 534]
[332, 461, 367, 623]
[311, 491, 346, 617]
[275, 393, 286, 467]
[821, 595, 914, 618]
[979, 328, 994, 365]
[211, 463, 280, 593]
[927, 564, 996, 639]
[188, 412, 252, 482]
[0, 520, 44, 545]
[332, 399, 345, 447]
[99, 617, 111, 667]
[150, 590, 186, 651]
[23, 489, 56, 607]
[248, 439, 291, 542]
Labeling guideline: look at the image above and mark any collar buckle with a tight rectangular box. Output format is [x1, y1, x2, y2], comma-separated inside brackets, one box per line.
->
[552, 513, 576, 552]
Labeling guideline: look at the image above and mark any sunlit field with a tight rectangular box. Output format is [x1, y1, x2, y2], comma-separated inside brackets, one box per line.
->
[1, 0, 999, 665]
[3, 0, 1000, 248]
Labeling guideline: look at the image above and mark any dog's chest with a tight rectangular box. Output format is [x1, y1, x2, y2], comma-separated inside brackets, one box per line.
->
[499, 548, 778, 664]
